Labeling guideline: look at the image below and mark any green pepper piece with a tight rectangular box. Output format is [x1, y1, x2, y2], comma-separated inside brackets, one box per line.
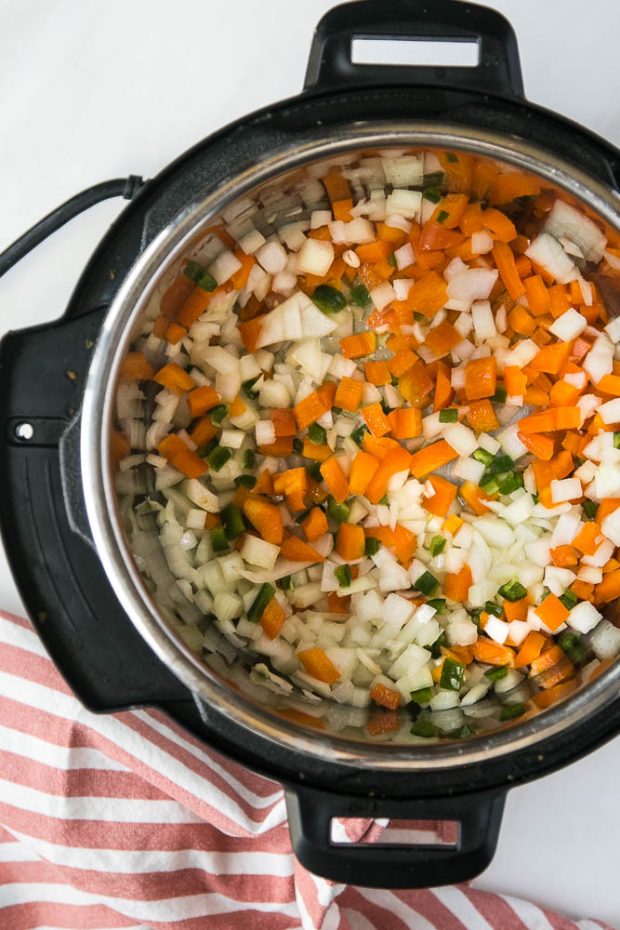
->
[413, 571, 439, 595]
[209, 404, 228, 426]
[410, 687, 433, 704]
[364, 537, 380, 556]
[411, 718, 437, 738]
[327, 497, 350, 524]
[427, 598, 447, 614]
[234, 474, 257, 489]
[349, 284, 371, 308]
[484, 666, 508, 681]
[498, 580, 527, 602]
[207, 446, 232, 472]
[307, 423, 327, 445]
[499, 702, 526, 721]
[247, 583, 276, 622]
[335, 564, 352, 587]
[484, 601, 504, 618]
[221, 503, 245, 540]
[210, 526, 228, 552]
[438, 408, 458, 423]
[242, 449, 255, 470]
[440, 658, 465, 691]
[429, 536, 446, 557]
[312, 284, 346, 314]
[473, 448, 494, 466]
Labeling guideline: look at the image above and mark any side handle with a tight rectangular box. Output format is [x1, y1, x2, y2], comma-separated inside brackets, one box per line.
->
[304, 0, 524, 99]
[286, 785, 505, 888]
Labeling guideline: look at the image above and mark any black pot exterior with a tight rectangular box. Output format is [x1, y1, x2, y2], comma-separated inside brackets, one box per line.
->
[1, 0, 619, 888]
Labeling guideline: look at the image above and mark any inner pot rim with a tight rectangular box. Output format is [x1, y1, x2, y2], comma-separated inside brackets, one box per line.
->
[81, 122, 620, 771]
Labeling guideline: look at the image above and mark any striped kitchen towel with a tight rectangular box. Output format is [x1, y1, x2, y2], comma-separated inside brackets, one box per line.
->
[0, 611, 613, 930]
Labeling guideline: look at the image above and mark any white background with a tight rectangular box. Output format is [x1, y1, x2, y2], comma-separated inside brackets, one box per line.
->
[0, 0, 619, 924]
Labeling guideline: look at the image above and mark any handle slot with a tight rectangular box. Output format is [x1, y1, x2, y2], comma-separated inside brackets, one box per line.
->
[331, 817, 459, 847]
[351, 37, 480, 68]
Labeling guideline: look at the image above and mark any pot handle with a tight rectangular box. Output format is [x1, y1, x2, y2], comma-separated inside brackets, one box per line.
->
[304, 0, 524, 99]
[285, 785, 505, 888]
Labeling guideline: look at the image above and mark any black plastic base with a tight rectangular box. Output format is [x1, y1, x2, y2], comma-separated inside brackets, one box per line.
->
[1, 2, 620, 887]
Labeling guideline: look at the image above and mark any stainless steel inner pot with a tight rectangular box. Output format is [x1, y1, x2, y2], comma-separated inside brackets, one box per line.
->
[81, 125, 620, 772]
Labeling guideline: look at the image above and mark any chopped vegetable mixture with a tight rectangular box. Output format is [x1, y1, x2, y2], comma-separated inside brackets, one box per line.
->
[114, 148, 620, 740]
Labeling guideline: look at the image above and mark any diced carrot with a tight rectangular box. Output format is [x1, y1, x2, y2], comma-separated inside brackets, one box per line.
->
[294, 386, 333, 429]
[349, 451, 380, 497]
[425, 320, 462, 357]
[472, 159, 500, 200]
[443, 513, 463, 535]
[473, 637, 515, 667]
[387, 407, 422, 440]
[532, 677, 578, 708]
[488, 172, 541, 205]
[531, 341, 573, 375]
[110, 430, 130, 464]
[298, 647, 340, 683]
[189, 416, 218, 449]
[596, 499, 620, 527]
[549, 380, 580, 407]
[259, 438, 294, 456]
[163, 322, 186, 346]
[460, 480, 493, 515]
[398, 360, 434, 407]
[552, 450, 574, 480]
[187, 385, 221, 418]
[362, 403, 392, 438]
[389, 348, 417, 377]
[493, 242, 525, 300]
[281, 536, 325, 563]
[261, 598, 286, 639]
[444, 565, 473, 602]
[332, 197, 353, 221]
[230, 249, 255, 290]
[431, 193, 469, 229]
[514, 630, 546, 668]
[154, 362, 195, 394]
[376, 222, 408, 245]
[550, 545, 579, 568]
[482, 207, 517, 242]
[327, 591, 350, 615]
[160, 273, 195, 318]
[243, 498, 283, 545]
[570, 580, 594, 602]
[336, 523, 365, 561]
[229, 395, 247, 419]
[339, 331, 377, 359]
[464, 357, 497, 401]
[508, 305, 535, 336]
[594, 569, 620, 605]
[271, 409, 297, 438]
[120, 352, 154, 382]
[572, 522, 603, 556]
[437, 150, 473, 192]
[364, 360, 391, 386]
[423, 475, 457, 518]
[503, 366, 527, 397]
[391, 524, 417, 566]
[524, 275, 550, 316]
[409, 440, 458, 479]
[334, 377, 365, 412]
[356, 240, 390, 264]
[465, 399, 499, 432]
[433, 362, 454, 411]
[301, 507, 328, 543]
[273, 467, 309, 512]
[176, 287, 213, 328]
[302, 440, 332, 462]
[518, 431, 555, 461]
[365, 447, 413, 503]
[320, 456, 349, 503]
[596, 374, 620, 396]
[459, 202, 484, 236]
[157, 434, 189, 460]
[238, 316, 265, 353]
[170, 447, 208, 479]
[323, 169, 351, 203]
[535, 593, 569, 631]
[370, 682, 401, 711]
[504, 598, 529, 622]
[409, 271, 448, 316]
[548, 284, 572, 319]
[363, 435, 400, 458]
[530, 644, 575, 688]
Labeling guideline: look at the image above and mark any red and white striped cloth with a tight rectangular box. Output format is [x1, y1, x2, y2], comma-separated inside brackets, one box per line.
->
[0, 610, 612, 930]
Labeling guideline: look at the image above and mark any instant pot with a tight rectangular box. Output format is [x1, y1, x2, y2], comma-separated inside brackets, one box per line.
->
[1, 0, 619, 888]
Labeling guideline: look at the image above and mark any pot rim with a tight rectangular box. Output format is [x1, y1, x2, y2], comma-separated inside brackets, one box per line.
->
[81, 122, 620, 771]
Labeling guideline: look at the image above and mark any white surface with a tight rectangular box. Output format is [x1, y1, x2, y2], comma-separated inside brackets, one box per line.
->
[0, 0, 619, 924]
